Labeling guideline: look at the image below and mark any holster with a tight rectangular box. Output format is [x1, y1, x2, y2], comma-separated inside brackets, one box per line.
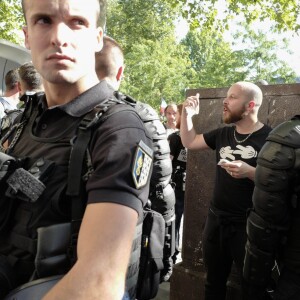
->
[4, 275, 62, 300]
[35, 223, 72, 279]
[4, 223, 73, 299]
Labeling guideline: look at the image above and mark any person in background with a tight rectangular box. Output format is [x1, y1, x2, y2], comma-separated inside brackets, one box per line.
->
[0, 69, 20, 117]
[180, 82, 272, 300]
[0, 62, 44, 140]
[168, 103, 187, 264]
[17, 61, 44, 107]
[164, 103, 178, 136]
[96, 35, 176, 284]
[95, 36, 124, 90]
[0, 0, 152, 300]
[243, 114, 300, 300]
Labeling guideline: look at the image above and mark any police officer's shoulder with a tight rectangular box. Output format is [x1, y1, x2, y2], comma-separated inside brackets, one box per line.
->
[107, 92, 139, 117]
[267, 117, 300, 148]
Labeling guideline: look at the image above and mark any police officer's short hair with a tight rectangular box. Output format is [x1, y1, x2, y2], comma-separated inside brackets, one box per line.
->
[4, 69, 19, 92]
[18, 62, 43, 91]
[95, 36, 124, 79]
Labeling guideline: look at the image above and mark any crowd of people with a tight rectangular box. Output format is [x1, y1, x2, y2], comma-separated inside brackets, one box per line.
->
[0, 0, 299, 299]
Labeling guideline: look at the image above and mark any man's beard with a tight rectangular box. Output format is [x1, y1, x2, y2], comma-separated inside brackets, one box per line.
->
[223, 107, 245, 124]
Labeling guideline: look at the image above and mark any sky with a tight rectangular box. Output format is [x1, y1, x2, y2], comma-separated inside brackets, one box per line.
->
[175, 17, 300, 76]
[276, 33, 300, 75]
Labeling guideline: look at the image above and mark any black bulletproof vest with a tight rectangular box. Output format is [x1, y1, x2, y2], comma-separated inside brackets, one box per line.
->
[0, 98, 81, 282]
[0, 94, 142, 298]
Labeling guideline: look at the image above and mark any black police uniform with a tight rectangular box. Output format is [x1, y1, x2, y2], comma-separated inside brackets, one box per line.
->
[244, 115, 300, 300]
[0, 80, 152, 298]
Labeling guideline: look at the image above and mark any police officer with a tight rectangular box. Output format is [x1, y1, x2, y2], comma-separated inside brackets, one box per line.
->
[0, 69, 20, 118]
[0, 62, 44, 140]
[243, 115, 300, 300]
[95, 36, 125, 90]
[17, 62, 44, 105]
[0, 1, 152, 300]
[96, 35, 176, 285]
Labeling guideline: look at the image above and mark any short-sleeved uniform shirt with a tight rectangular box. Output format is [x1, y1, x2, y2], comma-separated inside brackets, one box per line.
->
[203, 124, 272, 218]
[0, 81, 152, 285]
[10, 80, 152, 215]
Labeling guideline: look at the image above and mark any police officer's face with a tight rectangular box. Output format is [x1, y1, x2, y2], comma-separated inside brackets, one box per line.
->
[23, 0, 102, 86]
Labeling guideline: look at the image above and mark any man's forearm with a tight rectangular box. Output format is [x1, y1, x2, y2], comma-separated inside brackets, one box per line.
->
[42, 262, 124, 300]
[180, 109, 197, 148]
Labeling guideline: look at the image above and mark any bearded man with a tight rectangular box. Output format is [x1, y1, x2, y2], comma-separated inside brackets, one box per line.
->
[180, 82, 272, 300]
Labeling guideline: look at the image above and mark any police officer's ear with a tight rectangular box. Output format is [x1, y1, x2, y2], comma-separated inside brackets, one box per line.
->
[23, 26, 30, 50]
[17, 81, 22, 94]
[116, 65, 125, 83]
[95, 27, 104, 52]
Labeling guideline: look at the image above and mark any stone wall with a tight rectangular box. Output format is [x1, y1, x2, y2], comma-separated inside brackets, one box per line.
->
[170, 83, 300, 300]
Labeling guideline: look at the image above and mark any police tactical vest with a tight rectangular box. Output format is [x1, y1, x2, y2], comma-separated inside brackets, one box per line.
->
[256, 115, 300, 274]
[0, 91, 175, 300]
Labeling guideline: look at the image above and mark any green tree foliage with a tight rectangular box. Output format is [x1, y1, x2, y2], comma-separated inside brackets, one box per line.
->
[181, 29, 248, 88]
[181, 26, 297, 88]
[165, 0, 300, 33]
[106, 0, 179, 52]
[0, 0, 24, 44]
[0, 0, 298, 110]
[231, 24, 297, 84]
[121, 37, 194, 109]
[106, 0, 193, 108]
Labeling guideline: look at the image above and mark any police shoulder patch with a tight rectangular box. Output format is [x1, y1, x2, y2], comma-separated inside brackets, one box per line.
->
[132, 140, 153, 189]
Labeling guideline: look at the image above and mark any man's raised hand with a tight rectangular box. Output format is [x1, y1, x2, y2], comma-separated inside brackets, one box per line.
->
[183, 93, 200, 117]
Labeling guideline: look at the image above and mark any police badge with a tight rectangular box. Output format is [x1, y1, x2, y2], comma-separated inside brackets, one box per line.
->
[132, 140, 153, 189]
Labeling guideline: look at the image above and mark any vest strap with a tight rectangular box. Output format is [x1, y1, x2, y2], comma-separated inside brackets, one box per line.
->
[8, 232, 37, 255]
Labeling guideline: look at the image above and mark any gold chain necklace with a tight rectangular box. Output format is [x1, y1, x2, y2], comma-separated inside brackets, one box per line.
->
[233, 122, 259, 144]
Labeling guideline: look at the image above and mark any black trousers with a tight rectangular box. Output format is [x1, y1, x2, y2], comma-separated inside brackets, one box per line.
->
[273, 267, 300, 300]
[202, 209, 247, 300]
[172, 188, 185, 263]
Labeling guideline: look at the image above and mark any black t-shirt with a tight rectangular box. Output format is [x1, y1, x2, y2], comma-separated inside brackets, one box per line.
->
[168, 131, 187, 170]
[203, 124, 272, 218]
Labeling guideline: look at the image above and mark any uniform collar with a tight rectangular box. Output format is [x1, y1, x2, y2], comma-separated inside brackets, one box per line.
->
[37, 80, 115, 117]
